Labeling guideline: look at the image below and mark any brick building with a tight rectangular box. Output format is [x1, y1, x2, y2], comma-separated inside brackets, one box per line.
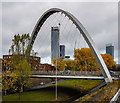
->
[39, 63, 55, 71]
[2, 55, 55, 71]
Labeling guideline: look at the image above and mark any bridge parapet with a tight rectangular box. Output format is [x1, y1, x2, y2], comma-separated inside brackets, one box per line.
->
[31, 71, 102, 76]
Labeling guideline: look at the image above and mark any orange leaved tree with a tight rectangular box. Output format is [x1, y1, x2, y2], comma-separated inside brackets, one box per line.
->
[52, 58, 65, 71]
[74, 48, 99, 71]
[74, 48, 117, 71]
[101, 53, 117, 70]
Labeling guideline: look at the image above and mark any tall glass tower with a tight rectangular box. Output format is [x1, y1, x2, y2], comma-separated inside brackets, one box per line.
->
[60, 45, 65, 59]
[106, 44, 114, 59]
[51, 27, 60, 61]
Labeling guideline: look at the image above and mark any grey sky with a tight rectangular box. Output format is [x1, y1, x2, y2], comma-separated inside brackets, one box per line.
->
[1, 2, 118, 63]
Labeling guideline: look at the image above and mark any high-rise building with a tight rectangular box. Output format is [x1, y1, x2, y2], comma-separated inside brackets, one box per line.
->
[106, 44, 114, 59]
[60, 45, 65, 59]
[51, 27, 60, 61]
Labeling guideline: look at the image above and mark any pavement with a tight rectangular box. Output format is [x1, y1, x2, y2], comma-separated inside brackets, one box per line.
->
[28, 79, 68, 90]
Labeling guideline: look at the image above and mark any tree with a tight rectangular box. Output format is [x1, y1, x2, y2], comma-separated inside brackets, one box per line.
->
[74, 48, 117, 71]
[11, 33, 30, 55]
[101, 54, 117, 70]
[20, 33, 30, 55]
[15, 60, 32, 99]
[12, 34, 21, 54]
[52, 58, 76, 71]
[52, 58, 65, 71]
[2, 33, 33, 99]
[64, 60, 76, 71]
[74, 48, 99, 71]
[2, 71, 18, 95]
[2, 56, 32, 100]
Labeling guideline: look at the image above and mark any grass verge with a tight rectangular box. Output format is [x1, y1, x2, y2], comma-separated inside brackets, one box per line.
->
[79, 80, 119, 102]
[2, 79, 104, 101]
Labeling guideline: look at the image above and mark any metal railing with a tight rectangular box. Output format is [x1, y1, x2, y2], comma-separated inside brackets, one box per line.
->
[110, 89, 120, 103]
[31, 71, 102, 76]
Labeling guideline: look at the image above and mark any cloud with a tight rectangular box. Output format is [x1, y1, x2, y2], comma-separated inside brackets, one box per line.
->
[2, 2, 118, 63]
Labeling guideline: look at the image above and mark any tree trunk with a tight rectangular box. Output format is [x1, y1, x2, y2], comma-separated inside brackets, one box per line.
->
[5, 90, 6, 96]
[19, 92, 20, 101]
[18, 87, 21, 101]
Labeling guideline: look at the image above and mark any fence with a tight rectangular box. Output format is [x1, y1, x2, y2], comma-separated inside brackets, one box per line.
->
[31, 71, 102, 76]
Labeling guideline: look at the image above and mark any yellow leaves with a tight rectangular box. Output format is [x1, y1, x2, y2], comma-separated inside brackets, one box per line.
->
[101, 53, 117, 70]
[74, 48, 117, 71]
[6, 71, 10, 74]
[52, 58, 65, 71]
[11, 72, 16, 77]
[74, 48, 99, 71]
[2, 59, 32, 93]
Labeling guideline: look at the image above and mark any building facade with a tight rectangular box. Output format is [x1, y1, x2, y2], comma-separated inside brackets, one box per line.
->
[2, 55, 55, 72]
[51, 27, 60, 61]
[106, 44, 114, 59]
[39, 63, 55, 71]
[60, 45, 65, 59]
[2, 55, 41, 71]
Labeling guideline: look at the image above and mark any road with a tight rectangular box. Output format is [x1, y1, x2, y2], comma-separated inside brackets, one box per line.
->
[27, 79, 68, 90]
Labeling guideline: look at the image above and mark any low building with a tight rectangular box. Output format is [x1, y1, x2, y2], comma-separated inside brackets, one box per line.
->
[27, 56, 41, 70]
[2, 55, 41, 71]
[2, 55, 55, 72]
[64, 56, 70, 60]
[39, 63, 56, 71]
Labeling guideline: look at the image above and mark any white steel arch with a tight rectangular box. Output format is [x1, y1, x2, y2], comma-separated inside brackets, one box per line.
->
[26, 8, 112, 83]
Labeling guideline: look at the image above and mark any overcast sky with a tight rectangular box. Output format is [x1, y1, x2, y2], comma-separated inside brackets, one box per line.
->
[1, 2, 118, 63]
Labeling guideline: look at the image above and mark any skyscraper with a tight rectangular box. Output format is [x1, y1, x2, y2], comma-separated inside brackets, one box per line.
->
[60, 45, 65, 59]
[106, 44, 114, 59]
[51, 27, 60, 61]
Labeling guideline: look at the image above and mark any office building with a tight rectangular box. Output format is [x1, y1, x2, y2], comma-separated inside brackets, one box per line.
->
[106, 44, 114, 59]
[51, 27, 60, 61]
[60, 45, 65, 59]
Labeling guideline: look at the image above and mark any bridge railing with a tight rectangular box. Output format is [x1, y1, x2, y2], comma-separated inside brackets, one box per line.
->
[31, 71, 102, 76]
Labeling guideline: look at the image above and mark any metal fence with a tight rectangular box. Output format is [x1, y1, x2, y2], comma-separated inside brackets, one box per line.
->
[31, 71, 102, 76]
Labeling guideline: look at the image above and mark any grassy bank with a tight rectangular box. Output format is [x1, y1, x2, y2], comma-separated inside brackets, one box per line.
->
[79, 80, 119, 102]
[3, 79, 104, 101]
[57, 79, 104, 92]
[3, 90, 55, 101]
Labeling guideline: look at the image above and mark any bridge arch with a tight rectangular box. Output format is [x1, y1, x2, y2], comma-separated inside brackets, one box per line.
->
[26, 8, 112, 83]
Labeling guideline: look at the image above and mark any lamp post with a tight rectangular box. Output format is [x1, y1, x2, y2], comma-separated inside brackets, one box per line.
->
[55, 59, 57, 101]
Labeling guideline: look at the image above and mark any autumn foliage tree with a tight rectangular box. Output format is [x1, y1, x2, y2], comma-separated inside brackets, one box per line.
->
[52, 58, 65, 71]
[15, 60, 32, 99]
[101, 53, 117, 70]
[64, 60, 76, 71]
[2, 34, 32, 98]
[74, 48, 99, 71]
[52, 48, 116, 72]
[52, 58, 76, 71]
[74, 48, 117, 71]
[2, 71, 18, 95]
[2, 55, 32, 97]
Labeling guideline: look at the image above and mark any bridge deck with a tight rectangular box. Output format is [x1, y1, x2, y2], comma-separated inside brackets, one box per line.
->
[31, 75, 118, 80]
[31, 75, 104, 79]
